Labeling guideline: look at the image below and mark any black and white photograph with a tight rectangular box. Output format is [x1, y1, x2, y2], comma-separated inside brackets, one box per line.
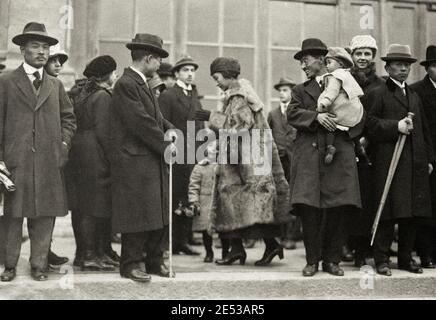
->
[1, 0, 436, 304]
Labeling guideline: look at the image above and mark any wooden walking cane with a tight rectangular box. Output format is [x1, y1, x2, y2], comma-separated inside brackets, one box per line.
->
[168, 138, 176, 278]
[370, 112, 414, 246]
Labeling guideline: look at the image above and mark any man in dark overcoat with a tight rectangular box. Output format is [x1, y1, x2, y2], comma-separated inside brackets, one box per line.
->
[109, 33, 175, 282]
[287, 38, 362, 277]
[366, 44, 434, 276]
[409, 44, 436, 268]
[0, 22, 76, 282]
[268, 77, 299, 250]
[158, 56, 205, 255]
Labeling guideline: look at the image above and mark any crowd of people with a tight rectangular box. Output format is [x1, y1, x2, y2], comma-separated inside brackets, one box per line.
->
[1, 21, 436, 283]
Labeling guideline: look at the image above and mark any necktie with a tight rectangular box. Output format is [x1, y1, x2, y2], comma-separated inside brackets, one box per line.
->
[33, 71, 42, 90]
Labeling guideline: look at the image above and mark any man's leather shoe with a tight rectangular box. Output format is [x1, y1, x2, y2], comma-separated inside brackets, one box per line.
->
[398, 260, 423, 274]
[173, 245, 200, 256]
[322, 262, 344, 276]
[1, 268, 16, 282]
[204, 251, 214, 263]
[121, 268, 152, 282]
[420, 258, 436, 269]
[81, 259, 116, 271]
[376, 263, 392, 276]
[48, 250, 69, 268]
[99, 253, 120, 267]
[31, 268, 48, 281]
[148, 264, 175, 278]
[302, 264, 318, 277]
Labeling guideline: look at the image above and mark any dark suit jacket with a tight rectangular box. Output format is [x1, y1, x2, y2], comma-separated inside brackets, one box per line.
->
[109, 67, 174, 233]
[0, 65, 76, 218]
[267, 104, 296, 159]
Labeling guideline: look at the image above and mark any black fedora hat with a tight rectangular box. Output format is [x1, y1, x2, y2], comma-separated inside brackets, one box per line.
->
[12, 22, 58, 46]
[274, 77, 296, 90]
[294, 38, 328, 61]
[172, 56, 199, 73]
[381, 44, 417, 63]
[158, 62, 174, 77]
[420, 45, 436, 67]
[126, 33, 169, 58]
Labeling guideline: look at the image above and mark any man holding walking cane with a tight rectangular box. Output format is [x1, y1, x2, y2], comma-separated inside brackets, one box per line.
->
[366, 44, 434, 276]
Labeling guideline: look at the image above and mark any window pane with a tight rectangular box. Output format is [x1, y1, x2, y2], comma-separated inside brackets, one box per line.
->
[223, 0, 255, 44]
[136, 0, 172, 41]
[270, 1, 303, 47]
[223, 48, 255, 84]
[100, 0, 134, 39]
[270, 49, 303, 98]
[304, 4, 337, 46]
[186, 45, 219, 96]
[187, 0, 219, 42]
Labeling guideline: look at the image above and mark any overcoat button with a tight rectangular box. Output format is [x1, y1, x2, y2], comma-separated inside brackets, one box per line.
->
[312, 142, 317, 148]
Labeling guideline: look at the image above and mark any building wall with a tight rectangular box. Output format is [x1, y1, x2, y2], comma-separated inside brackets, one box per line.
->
[1, 0, 436, 113]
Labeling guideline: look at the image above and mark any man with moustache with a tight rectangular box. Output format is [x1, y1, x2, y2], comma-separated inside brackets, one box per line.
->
[0, 22, 76, 282]
[158, 56, 205, 256]
[287, 38, 362, 277]
[366, 44, 434, 276]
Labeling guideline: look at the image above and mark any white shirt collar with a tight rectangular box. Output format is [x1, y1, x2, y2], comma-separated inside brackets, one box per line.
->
[176, 79, 192, 91]
[429, 76, 436, 89]
[315, 75, 324, 87]
[390, 77, 406, 89]
[130, 66, 149, 86]
[23, 62, 43, 79]
[280, 102, 289, 115]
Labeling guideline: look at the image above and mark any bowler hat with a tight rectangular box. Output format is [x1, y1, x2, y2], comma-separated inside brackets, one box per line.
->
[325, 47, 354, 69]
[158, 62, 174, 77]
[83, 55, 117, 78]
[148, 73, 165, 91]
[12, 22, 58, 46]
[126, 33, 169, 58]
[381, 44, 417, 63]
[48, 44, 69, 65]
[294, 38, 328, 61]
[420, 45, 436, 67]
[172, 56, 199, 73]
[274, 77, 296, 90]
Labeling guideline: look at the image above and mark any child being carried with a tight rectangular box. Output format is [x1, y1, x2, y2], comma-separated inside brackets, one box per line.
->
[317, 47, 364, 164]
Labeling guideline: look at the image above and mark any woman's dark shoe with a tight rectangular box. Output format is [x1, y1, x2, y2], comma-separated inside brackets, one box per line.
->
[81, 258, 116, 271]
[322, 262, 344, 276]
[121, 268, 152, 282]
[100, 253, 120, 267]
[255, 247, 284, 266]
[48, 250, 69, 268]
[204, 251, 214, 263]
[398, 259, 423, 274]
[215, 250, 246, 265]
[302, 264, 318, 277]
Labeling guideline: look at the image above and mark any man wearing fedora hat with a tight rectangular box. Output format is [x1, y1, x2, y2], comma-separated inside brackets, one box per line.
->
[268, 77, 300, 250]
[410, 45, 436, 269]
[158, 56, 205, 256]
[287, 38, 362, 277]
[109, 33, 176, 282]
[157, 62, 176, 89]
[366, 43, 434, 276]
[0, 22, 76, 282]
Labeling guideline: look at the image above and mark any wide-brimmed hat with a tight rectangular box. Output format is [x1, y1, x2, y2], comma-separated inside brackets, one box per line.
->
[274, 77, 296, 90]
[349, 35, 378, 54]
[158, 62, 174, 77]
[420, 45, 436, 67]
[48, 44, 68, 65]
[294, 38, 328, 61]
[12, 22, 58, 46]
[172, 56, 199, 73]
[325, 47, 354, 69]
[83, 55, 117, 78]
[126, 33, 169, 58]
[381, 44, 417, 63]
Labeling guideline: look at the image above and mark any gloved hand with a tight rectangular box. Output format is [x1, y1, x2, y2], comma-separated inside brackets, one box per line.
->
[194, 110, 211, 121]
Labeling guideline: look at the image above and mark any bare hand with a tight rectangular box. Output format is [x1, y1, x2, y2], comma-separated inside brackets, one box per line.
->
[429, 163, 434, 175]
[398, 117, 413, 135]
[317, 113, 337, 132]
